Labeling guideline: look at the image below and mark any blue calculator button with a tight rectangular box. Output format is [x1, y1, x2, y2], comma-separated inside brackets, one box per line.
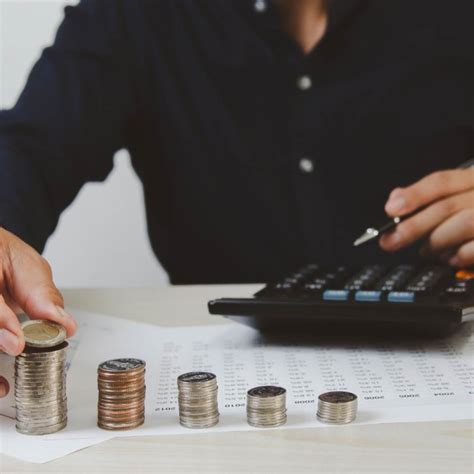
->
[387, 291, 415, 303]
[355, 291, 381, 302]
[323, 290, 349, 301]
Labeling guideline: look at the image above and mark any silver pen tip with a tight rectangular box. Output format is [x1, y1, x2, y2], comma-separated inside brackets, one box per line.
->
[353, 228, 379, 247]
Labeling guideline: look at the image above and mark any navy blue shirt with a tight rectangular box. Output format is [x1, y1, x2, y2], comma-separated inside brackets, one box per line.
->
[0, 0, 472, 283]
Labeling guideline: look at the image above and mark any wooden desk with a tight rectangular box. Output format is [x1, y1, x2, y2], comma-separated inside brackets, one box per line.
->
[2, 286, 473, 473]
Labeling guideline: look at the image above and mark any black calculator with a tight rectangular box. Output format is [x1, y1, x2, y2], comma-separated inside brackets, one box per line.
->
[208, 264, 474, 336]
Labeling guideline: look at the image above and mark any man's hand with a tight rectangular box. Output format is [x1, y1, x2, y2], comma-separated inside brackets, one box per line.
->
[0, 228, 76, 397]
[380, 167, 474, 266]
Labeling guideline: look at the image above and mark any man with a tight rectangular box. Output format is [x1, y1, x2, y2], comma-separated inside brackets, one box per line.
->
[0, 0, 472, 375]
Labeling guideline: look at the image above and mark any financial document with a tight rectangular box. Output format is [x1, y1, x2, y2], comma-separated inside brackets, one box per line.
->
[1, 310, 473, 463]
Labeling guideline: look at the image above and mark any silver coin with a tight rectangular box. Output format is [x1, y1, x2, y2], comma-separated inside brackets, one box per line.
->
[246, 385, 287, 428]
[98, 358, 145, 373]
[21, 320, 67, 348]
[16, 419, 67, 436]
[177, 372, 219, 429]
[20, 341, 69, 355]
[318, 391, 357, 404]
[16, 406, 66, 418]
[248, 386, 286, 398]
[316, 391, 358, 425]
[178, 372, 216, 384]
[15, 338, 68, 436]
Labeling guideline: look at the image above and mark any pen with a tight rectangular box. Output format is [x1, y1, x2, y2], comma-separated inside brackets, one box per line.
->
[353, 158, 474, 247]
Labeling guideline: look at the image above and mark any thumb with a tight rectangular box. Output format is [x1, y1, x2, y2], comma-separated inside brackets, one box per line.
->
[9, 252, 76, 337]
[21, 285, 77, 338]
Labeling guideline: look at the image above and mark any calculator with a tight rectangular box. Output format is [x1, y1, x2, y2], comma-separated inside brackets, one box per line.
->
[208, 264, 474, 336]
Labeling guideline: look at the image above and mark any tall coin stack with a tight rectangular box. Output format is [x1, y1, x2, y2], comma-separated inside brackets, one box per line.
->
[247, 386, 287, 428]
[317, 391, 358, 424]
[97, 358, 146, 430]
[177, 372, 219, 428]
[15, 320, 68, 435]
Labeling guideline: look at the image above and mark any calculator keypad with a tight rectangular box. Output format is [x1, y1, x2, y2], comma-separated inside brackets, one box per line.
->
[260, 264, 472, 304]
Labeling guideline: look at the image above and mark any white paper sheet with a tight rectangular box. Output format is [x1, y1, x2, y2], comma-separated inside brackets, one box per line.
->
[1, 310, 473, 463]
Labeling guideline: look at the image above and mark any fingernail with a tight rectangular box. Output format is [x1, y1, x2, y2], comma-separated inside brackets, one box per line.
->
[56, 305, 72, 320]
[0, 329, 21, 356]
[449, 256, 460, 266]
[387, 231, 402, 245]
[386, 196, 406, 214]
[56, 306, 77, 335]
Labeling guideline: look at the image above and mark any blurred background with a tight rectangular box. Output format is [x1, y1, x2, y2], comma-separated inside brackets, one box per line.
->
[0, 0, 168, 287]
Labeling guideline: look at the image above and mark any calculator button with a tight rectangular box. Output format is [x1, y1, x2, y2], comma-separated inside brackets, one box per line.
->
[355, 291, 382, 302]
[375, 265, 415, 291]
[456, 270, 474, 280]
[387, 291, 415, 303]
[344, 266, 385, 290]
[442, 280, 471, 299]
[323, 290, 350, 301]
[304, 283, 326, 291]
[445, 286, 467, 294]
[405, 265, 452, 293]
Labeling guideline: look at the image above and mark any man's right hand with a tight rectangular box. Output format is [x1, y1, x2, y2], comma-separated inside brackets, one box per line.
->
[0, 228, 76, 396]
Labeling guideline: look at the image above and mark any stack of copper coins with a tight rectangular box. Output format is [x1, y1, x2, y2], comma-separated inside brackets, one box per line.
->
[97, 358, 146, 430]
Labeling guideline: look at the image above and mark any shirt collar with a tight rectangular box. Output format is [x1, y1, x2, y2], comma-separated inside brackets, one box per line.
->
[326, 0, 366, 34]
[244, 0, 365, 31]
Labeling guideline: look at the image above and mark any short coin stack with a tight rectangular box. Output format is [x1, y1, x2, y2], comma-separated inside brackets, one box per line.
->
[317, 391, 358, 424]
[247, 385, 287, 428]
[97, 358, 146, 430]
[177, 372, 219, 428]
[15, 320, 68, 435]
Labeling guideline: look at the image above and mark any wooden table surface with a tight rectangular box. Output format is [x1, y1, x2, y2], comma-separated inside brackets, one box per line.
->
[2, 286, 473, 473]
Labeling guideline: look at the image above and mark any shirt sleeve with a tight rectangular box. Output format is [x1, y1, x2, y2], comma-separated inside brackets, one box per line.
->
[0, 0, 135, 252]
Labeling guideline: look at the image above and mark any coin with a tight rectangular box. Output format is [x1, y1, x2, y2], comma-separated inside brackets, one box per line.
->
[97, 417, 144, 430]
[15, 338, 68, 435]
[98, 358, 145, 373]
[16, 420, 67, 436]
[21, 320, 67, 348]
[178, 372, 216, 384]
[248, 386, 286, 398]
[177, 372, 219, 429]
[97, 359, 146, 431]
[317, 391, 358, 424]
[247, 385, 287, 428]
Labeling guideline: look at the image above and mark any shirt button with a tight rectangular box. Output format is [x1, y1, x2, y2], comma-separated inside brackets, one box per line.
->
[299, 158, 314, 173]
[254, 0, 267, 13]
[297, 75, 312, 91]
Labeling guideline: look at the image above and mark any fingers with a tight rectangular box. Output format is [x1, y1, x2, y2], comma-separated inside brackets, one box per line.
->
[16, 272, 77, 338]
[449, 240, 474, 267]
[421, 209, 474, 256]
[0, 295, 24, 355]
[0, 376, 10, 398]
[385, 168, 474, 217]
[7, 247, 76, 337]
[380, 189, 474, 252]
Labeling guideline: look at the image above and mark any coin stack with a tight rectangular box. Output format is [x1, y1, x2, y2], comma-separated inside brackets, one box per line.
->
[317, 391, 358, 424]
[177, 372, 219, 428]
[15, 320, 68, 435]
[247, 386, 287, 428]
[97, 358, 146, 430]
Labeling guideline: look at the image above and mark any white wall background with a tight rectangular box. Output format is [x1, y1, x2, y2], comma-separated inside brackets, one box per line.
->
[0, 0, 168, 287]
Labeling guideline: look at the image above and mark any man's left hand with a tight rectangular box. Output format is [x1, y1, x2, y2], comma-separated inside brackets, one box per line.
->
[379, 167, 474, 267]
